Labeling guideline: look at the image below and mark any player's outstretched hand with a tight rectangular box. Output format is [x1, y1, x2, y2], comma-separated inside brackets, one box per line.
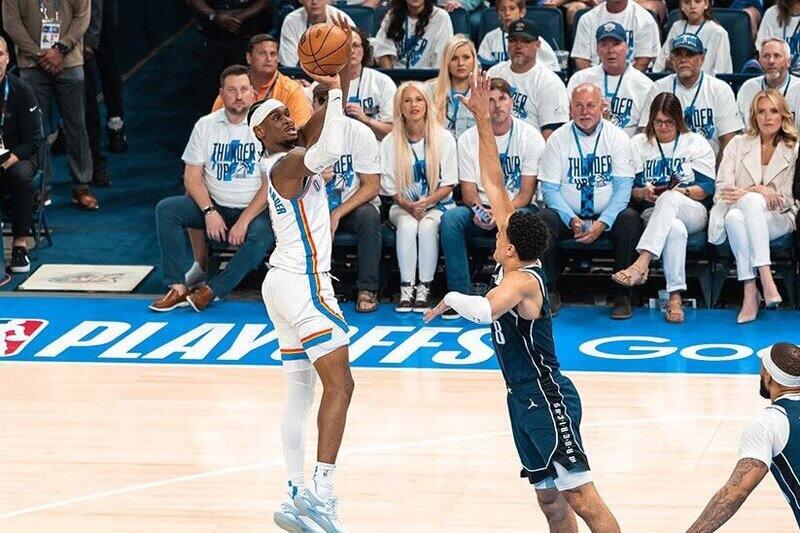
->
[456, 71, 492, 121]
[423, 299, 452, 323]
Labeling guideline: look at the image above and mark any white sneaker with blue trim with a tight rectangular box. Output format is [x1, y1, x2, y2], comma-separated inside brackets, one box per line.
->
[293, 487, 346, 533]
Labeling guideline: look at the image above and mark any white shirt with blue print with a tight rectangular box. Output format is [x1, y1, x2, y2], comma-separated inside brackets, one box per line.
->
[425, 81, 475, 138]
[570, 1, 660, 66]
[737, 75, 800, 130]
[327, 118, 381, 213]
[486, 61, 569, 131]
[278, 6, 355, 67]
[653, 19, 732, 75]
[757, 7, 800, 72]
[379, 126, 459, 209]
[373, 7, 454, 69]
[478, 29, 560, 71]
[630, 131, 716, 208]
[538, 119, 635, 228]
[457, 117, 545, 206]
[347, 67, 397, 126]
[567, 64, 654, 137]
[182, 109, 261, 209]
[639, 73, 743, 156]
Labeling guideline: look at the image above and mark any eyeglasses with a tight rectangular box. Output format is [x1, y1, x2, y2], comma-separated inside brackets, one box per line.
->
[653, 119, 676, 127]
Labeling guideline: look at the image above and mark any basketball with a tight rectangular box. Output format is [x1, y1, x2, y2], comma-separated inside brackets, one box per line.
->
[298, 23, 351, 77]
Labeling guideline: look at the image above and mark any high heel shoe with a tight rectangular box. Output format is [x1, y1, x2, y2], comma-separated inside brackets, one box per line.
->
[737, 293, 763, 324]
[764, 295, 783, 309]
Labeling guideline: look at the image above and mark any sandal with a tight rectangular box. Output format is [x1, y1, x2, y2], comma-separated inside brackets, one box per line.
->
[665, 300, 684, 324]
[611, 264, 649, 287]
[355, 290, 379, 313]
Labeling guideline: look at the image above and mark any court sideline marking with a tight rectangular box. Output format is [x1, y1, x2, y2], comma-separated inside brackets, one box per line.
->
[0, 413, 750, 520]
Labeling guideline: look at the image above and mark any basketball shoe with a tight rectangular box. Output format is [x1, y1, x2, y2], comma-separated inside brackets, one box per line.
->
[294, 486, 346, 533]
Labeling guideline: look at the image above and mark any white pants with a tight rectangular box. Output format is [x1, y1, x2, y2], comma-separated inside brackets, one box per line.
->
[724, 192, 794, 281]
[389, 205, 443, 284]
[637, 190, 708, 292]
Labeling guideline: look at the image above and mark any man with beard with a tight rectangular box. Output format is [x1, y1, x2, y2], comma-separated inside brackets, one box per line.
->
[737, 38, 800, 129]
[688, 342, 800, 531]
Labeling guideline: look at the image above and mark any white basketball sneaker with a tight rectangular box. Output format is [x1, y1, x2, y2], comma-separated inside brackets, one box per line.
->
[274, 499, 325, 532]
[293, 487, 346, 533]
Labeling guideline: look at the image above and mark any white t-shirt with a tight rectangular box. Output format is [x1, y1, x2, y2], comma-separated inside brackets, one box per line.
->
[653, 20, 732, 75]
[278, 6, 355, 67]
[639, 73, 743, 155]
[181, 109, 262, 209]
[538, 119, 635, 216]
[379, 126, 458, 206]
[425, 81, 475, 138]
[347, 67, 396, 124]
[756, 6, 800, 64]
[571, 1, 660, 66]
[477, 28, 559, 71]
[328, 117, 381, 212]
[486, 61, 569, 131]
[630, 131, 716, 188]
[738, 394, 799, 467]
[737, 75, 800, 129]
[457, 117, 544, 205]
[373, 7, 454, 69]
[567, 64, 654, 137]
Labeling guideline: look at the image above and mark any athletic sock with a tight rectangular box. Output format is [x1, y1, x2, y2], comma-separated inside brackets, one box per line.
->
[288, 477, 304, 498]
[313, 462, 336, 500]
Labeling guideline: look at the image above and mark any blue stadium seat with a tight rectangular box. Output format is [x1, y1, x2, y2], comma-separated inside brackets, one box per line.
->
[450, 8, 471, 37]
[665, 8, 754, 72]
[477, 7, 565, 53]
[339, 5, 376, 38]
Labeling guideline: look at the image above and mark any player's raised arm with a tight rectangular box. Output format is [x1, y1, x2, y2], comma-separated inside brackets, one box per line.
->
[457, 71, 514, 230]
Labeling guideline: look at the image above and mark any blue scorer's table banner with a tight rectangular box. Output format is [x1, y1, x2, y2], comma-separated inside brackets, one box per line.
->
[0, 296, 798, 374]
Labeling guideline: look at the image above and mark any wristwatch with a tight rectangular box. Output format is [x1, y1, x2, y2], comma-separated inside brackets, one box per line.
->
[202, 205, 216, 216]
[54, 42, 70, 55]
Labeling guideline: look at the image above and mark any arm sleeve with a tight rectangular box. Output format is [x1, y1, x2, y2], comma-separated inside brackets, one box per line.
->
[2, 1, 41, 57]
[638, 84, 658, 128]
[457, 133, 478, 184]
[12, 81, 44, 161]
[714, 135, 739, 202]
[84, 0, 103, 51]
[379, 135, 397, 196]
[542, 181, 576, 226]
[303, 89, 346, 173]
[377, 75, 396, 122]
[352, 124, 381, 174]
[739, 406, 790, 466]
[522, 131, 544, 176]
[278, 15, 300, 67]
[570, 14, 592, 60]
[537, 74, 570, 129]
[438, 130, 458, 187]
[443, 292, 493, 324]
[60, 0, 91, 50]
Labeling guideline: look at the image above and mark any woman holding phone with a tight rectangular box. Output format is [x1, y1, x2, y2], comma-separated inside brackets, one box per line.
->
[612, 92, 716, 323]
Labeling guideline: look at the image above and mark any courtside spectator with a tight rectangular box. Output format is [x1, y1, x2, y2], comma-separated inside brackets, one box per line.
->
[150, 66, 274, 313]
[380, 81, 457, 312]
[487, 19, 568, 139]
[186, 0, 269, 102]
[427, 35, 478, 138]
[757, 0, 800, 68]
[738, 39, 800, 129]
[278, 0, 354, 68]
[653, 0, 732, 75]
[567, 22, 653, 137]
[0, 36, 44, 276]
[538, 84, 639, 319]
[613, 93, 716, 324]
[374, 0, 454, 69]
[3, 0, 98, 210]
[477, 0, 560, 71]
[640, 34, 742, 159]
[571, 0, 660, 72]
[344, 27, 396, 140]
[440, 77, 543, 317]
[213, 34, 311, 127]
[312, 85, 383, 313]
[709, 89, 798, 323]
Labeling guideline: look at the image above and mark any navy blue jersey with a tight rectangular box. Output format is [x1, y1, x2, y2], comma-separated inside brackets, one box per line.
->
[489, 263, 561, 388]
[770, 397, 800, 525]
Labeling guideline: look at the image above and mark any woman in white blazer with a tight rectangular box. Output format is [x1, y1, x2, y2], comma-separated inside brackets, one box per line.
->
[709, 88, 799, 323]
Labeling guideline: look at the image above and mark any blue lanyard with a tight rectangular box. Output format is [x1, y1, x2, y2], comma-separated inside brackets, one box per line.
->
[656, 134, 680, 174]
[571, 122, 604, 172]
[682, 20, 706, 36]
[446, 88, 467, 130]
[351, 71, 363, 102]
[783, 17, 800, 40]
[0, 78, 9, 138]
[603, 68, 626, 102]
[410, 138, 424, 164]
[763, 75, 792, 97]
[39, 0, 59, 19]
[501, 30, 507, 57]
[672, 72, 704, 110]
[499, 120, 514, 158]
[403, 18, 417, 68]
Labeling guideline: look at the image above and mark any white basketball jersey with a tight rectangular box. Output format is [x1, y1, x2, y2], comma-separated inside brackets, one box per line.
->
[260, 152, 332, 275]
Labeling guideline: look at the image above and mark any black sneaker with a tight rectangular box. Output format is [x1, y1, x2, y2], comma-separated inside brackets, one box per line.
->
[548, 290, 561, 318]
[413, 282, 431, 312]
[91, 159, 111, 187]
[107, 119, 128, 153]
[442, 307, 460, 320]
[10, 246, 30, 273]
[395, 283, 415, 313]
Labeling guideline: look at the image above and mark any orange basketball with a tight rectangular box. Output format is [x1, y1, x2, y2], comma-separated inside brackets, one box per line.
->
[297, 23, 351, 76]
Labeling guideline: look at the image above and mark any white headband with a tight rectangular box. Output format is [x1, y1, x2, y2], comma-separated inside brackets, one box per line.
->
[763, 350, 800, 387]
[248, 98, 286, 129]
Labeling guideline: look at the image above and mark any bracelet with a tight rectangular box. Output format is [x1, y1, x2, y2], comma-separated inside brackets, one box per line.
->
[202, 205, 216, 216]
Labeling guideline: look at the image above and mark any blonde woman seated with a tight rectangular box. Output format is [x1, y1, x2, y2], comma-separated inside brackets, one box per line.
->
[613, 93, 716, 323]
[708, 88, 799, 323]
[427, 35, 478, 138]
[380, 82, 458, 312]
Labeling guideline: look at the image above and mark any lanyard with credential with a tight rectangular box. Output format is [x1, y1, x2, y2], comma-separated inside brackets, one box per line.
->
[0, 78, 10, 146]
[446, 88, 467, 130]
[783, 17, 800, 41]
[403, 18, 417, 68]
[682, 20, 706, 36]
[571, 122, 603, 176]
[39, 0, 60, 19]
[762, 75, 792, 97]
[656, 134, 680, 178]
[501, 30, 507, 59]
[499, 120, 514, 159]
[672, 72, 704, 111]
[603, 69, 626, 103]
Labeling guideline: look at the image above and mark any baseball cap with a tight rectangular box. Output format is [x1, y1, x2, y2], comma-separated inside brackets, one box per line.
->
[595, 22, 626, 43]
[507, 18, 539, 41]
[671, 33, 704, 55]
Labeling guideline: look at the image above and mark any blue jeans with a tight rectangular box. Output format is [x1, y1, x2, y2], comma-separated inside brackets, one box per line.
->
[155, 195, 274, 298]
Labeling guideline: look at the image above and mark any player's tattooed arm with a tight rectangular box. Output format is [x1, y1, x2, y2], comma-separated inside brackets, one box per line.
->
[686, 458, 768, 533]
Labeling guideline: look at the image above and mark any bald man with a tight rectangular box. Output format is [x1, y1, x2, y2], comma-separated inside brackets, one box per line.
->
[537, 84, 640, 319]
[688, 342, 800, 531]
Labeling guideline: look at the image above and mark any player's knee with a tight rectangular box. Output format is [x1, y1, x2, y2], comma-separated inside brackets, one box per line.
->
[536, 489, 570, 522]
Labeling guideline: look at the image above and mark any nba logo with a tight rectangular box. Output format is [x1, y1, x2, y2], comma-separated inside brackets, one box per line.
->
[0, 318, 48, 357]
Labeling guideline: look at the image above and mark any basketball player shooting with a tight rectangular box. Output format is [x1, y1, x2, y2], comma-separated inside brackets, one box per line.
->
[424, 72, 620, 533]
[249, 15, 353, 533]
